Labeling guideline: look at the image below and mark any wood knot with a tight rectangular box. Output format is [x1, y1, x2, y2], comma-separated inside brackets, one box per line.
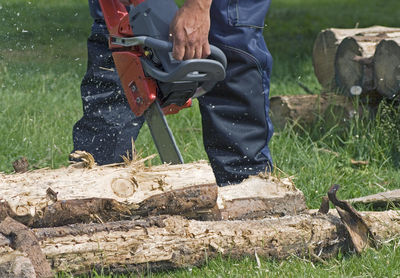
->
[111, 178, 135, 198]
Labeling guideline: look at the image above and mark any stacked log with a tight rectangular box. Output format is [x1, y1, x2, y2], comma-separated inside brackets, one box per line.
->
[374, 38, 400, 98]
[1, 210, 400, 275]
[335, 35, 380, 95]
[312, 26, 400, 98]
[313, 26, 394, 90]
[0, 160, 307, 226]
[269, 93, 359, 130]
[0, 160, 310, 276]
[2, 161, 400, 276]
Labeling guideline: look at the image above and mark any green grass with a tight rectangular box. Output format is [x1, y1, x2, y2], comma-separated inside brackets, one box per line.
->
[2, 0, 400, 276]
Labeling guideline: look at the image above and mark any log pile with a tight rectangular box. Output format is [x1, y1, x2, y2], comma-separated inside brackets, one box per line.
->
[1, 160, 400, 276]
[313, 25, 400, 98]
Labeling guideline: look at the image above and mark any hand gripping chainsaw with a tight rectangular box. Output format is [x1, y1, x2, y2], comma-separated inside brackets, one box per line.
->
[98, 0, 227, 164]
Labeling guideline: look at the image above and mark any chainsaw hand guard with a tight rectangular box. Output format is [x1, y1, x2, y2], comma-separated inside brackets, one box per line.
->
[99, 0, 226, 116]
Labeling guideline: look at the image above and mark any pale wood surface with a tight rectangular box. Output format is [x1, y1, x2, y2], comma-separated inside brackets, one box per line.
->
[0, 162, 307, 226]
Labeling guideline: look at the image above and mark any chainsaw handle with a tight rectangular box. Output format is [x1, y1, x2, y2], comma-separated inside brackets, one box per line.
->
[111, 35, 227, 93]
[141, 37, 226, 92]
[143, 37, 227, 69]
[141, 58, 225, 82]
[110, 36, 227, 70]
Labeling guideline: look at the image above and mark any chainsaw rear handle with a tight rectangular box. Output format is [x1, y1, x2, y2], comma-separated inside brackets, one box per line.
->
[113, 36, 227, 69]
[111, 35, 227, 91]
[143, 37, 227, 69]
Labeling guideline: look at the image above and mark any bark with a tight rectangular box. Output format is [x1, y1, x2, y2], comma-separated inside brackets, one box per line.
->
[312, 26, 400, 91]
[269, 93, 359, 130]
[0, 162, 306, 227]
[0, 234, 34, 278]
[0, 217, 52, 278]
[335, 36, 381, 96]
[373, 38, 400, 98]
[0, 250, 36, 278]
[0, 210, 399, 275]
[327, 184, 375, 253]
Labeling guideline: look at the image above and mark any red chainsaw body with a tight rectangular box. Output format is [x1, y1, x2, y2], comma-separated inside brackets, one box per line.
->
[98, 0, 191, 116]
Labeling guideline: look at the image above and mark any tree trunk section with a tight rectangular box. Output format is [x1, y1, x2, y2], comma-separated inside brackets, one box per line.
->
[312, 26, 400, 91]
[373, 38, 400, 98]
[334, 36, 382, 96]
[0, 162, 307, 226]
[269, 93, 359, 130]
[0, 211, 398, 275]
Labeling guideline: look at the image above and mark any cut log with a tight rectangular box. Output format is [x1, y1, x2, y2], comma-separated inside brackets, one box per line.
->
[349, 189, 400, 208]
[374, 38, 400, 98]
[0, 210, 399, 275]
[215, 175, 307, 220]
[269, 93, 359, 130]
[313, 26, 400, 91]
[0, 162, 306, 226]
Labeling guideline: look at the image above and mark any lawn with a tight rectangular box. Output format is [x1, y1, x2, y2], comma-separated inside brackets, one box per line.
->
[1, 0, 400, 276]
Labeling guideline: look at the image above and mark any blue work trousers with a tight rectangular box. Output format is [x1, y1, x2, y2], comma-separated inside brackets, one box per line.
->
[202, 0, 274, 185]
[73, 0, 273, 186]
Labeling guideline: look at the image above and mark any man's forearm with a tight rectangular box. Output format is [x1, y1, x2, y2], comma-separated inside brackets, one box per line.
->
[183, 0, 212, 10]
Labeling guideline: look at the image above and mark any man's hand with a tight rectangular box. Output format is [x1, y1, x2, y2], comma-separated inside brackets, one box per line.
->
[169, 0, 212, 60]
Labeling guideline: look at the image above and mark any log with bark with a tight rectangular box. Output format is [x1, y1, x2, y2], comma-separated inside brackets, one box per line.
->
[1, 210, 400, 275]
[0, 160, 307, 227]
[335, 31, 400, 97]
[269, 93, 360, 130]
[349, 189, 400, 209]
[374, 38, 400, 98]
[334, 35, 381, 96]
[312, 26, 400, 91]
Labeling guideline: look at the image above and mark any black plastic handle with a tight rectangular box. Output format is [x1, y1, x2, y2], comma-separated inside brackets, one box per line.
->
[141, 58, 225, 83]
[140, 37, 227, 92]
[143, 37, 227, 69]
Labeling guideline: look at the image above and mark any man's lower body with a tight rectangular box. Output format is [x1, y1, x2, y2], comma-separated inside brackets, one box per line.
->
[199, 0, 274, 185]
[72, 20, 145, 165]
[72, 0, 273, 185]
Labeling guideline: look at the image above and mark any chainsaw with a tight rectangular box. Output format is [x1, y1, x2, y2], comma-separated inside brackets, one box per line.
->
[98, 0, 227, 164]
